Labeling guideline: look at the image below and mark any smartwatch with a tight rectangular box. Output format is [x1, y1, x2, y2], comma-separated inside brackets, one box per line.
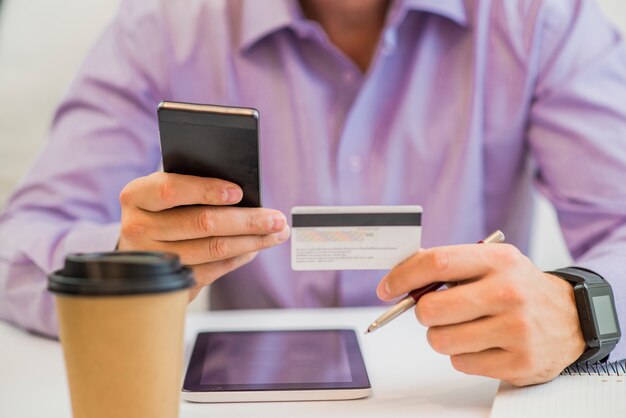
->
[548, 267, 621, 364]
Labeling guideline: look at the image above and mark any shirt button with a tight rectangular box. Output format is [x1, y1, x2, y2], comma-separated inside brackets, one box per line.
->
[348, 155, 363, 173]
[382, 30, 397, 56]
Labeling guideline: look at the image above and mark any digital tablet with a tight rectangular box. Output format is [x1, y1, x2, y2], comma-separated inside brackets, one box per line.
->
[182, 329, 371, 402]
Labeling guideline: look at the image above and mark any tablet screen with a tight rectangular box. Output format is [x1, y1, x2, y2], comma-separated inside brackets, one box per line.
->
[183, 329, 370, 392]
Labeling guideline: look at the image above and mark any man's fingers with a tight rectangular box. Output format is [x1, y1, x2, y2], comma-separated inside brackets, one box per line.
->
[449, 347, 550, 386]
[140, 206, 287, 241]
[379, 244, 489, 300]
[152, 228, 290, 265]
[378, 243, 522, 300]
[120, 172, 243, 211]
[450, 348, 511, 380]
[415, 278, 501, 327]
[426, 316, 506, 356]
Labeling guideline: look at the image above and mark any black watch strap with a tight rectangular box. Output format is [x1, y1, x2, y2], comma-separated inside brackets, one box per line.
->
[549, 267, 604, 285]
[548, 267, 620, 364]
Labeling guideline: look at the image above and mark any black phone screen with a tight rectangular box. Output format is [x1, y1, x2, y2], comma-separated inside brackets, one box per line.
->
[158, 103, 261, 207]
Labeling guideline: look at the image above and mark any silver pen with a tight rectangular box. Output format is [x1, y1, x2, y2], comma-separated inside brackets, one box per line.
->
[365, 230, 505, 334]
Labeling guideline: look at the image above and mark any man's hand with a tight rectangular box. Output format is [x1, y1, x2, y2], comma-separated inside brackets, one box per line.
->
[376, 244, 586, 386]
[118, 172, 290, 300]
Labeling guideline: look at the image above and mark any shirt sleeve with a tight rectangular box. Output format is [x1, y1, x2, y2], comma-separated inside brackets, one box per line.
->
[528, 0, 626, 360]
[0, 0, 169, 337]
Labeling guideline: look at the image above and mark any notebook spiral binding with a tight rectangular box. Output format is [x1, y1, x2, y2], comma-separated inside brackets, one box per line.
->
[561, 359, 626, 376]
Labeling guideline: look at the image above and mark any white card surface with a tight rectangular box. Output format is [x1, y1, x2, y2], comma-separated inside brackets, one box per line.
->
[291, 206, 422, 271]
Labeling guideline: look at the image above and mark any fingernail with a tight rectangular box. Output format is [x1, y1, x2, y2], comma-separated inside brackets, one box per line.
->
[276, 225, 291, 241]
[377, 279, 390, 299]
[271, 214, 287, 231]
[224, 187, 242, 203]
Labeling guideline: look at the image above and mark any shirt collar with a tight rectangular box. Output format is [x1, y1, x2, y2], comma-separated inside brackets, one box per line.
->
[237, 0, 469, 52]
[238, 0, 302, 52]
[396, 0, 468, 27]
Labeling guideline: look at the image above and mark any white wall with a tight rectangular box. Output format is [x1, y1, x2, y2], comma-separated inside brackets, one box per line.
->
[0, 0, 119, 203]
[1, 0, 626, 273]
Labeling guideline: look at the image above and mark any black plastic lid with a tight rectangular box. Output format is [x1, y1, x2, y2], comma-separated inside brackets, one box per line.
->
[48, 251, 195, 296]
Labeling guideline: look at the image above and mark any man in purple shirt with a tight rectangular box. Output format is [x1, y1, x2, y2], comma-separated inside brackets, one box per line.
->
[1, 0, 626, 386]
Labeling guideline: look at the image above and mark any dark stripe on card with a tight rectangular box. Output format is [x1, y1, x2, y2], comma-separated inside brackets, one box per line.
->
[292, 212, 421, 227]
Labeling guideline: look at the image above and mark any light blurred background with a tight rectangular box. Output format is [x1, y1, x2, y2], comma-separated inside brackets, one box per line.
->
[1, 0, 625, 277]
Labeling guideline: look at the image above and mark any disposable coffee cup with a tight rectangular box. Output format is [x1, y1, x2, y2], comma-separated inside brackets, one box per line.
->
[49, 251, 195, 418]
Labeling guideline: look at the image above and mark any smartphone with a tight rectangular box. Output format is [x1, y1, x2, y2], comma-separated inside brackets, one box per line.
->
[157, 101, 261, 207]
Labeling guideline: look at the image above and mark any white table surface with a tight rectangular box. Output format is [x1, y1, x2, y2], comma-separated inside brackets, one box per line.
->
[0, 307, 499, 417]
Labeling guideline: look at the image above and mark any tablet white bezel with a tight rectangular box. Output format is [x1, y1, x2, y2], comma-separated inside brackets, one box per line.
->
[182, 387, 372, 403]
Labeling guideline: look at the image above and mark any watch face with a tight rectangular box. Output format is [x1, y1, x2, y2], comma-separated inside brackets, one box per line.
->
[587, 285, 621, 341]
[590, 294, 619, 336]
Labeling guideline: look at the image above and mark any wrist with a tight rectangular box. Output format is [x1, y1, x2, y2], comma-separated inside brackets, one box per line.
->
[547, 268, 622, 365]
[544, 272, 587, 364]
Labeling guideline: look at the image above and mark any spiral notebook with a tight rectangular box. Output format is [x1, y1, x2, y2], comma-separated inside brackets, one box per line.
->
[490, 360, 626, 418]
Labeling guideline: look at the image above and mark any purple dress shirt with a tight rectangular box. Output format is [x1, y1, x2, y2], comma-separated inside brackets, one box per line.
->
[1, 0, 626, 359]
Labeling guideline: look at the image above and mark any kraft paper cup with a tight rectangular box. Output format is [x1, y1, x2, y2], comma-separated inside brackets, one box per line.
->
[49, 252, 195, 418]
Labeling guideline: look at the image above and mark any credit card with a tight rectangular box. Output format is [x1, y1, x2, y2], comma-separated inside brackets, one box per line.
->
[291, 206, 422, 271]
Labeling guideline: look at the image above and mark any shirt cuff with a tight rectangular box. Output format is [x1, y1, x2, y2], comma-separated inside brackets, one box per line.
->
[62, 221, 121, 257]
